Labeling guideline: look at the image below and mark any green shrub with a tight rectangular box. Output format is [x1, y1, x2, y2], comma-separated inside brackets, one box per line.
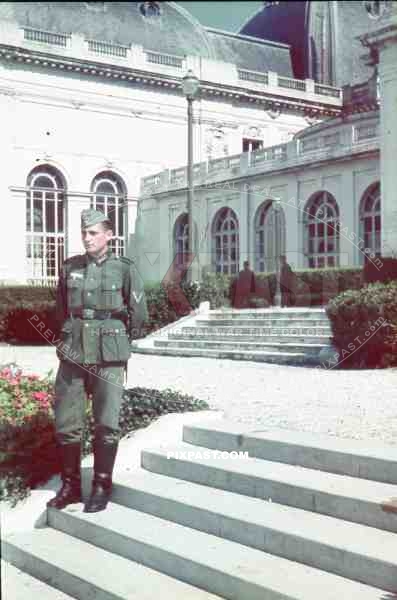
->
[0, 268, 364, 344]
[326, 280, 397, 368]
[0, 364, 210, 505]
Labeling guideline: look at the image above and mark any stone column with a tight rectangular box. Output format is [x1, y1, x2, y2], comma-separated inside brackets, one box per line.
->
[361, 2, 397, 257]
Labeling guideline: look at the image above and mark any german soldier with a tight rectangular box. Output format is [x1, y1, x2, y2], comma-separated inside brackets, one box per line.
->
[47, 208, 147, 512]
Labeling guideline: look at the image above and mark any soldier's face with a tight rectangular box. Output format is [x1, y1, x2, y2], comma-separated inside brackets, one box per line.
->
[81, 223, 113, 256]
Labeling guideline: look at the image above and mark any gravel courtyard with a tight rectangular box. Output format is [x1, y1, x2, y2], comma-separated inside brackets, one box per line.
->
[2, 344, 397, 445]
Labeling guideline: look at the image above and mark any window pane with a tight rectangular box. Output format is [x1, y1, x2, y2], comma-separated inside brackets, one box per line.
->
[118, 205, 124, 236]
[96, 181, 116, 194]
[327, 223, 336, 236]
[58, 199, 64, 232]
[34, 176, 53, 189]
[46, 200, 55, 232]
[33, 200, 43, 232]
[364, 216, 372, 233]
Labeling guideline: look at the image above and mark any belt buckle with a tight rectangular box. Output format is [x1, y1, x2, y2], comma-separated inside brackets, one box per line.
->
[82, 309, 95, 319]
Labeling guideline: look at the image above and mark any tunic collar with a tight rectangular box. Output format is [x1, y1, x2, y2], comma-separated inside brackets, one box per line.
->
[85, 248, 113, 266]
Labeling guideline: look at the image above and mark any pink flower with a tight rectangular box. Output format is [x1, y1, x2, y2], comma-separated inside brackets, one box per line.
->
[32, 391, 48, 402]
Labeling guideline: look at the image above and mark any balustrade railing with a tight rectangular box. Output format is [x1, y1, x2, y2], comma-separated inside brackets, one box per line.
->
[24, 27, 70, 47]
[141, 121, 378, 192]
[145, 51, 183, 68]
[237, 68, 269, 85]
[278, 76, 306, 91]
[314, 83, 341, 98]
[87, 39, 129, 57]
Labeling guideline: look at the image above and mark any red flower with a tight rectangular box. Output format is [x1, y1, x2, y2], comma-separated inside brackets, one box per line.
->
[32, 391, 48, 402]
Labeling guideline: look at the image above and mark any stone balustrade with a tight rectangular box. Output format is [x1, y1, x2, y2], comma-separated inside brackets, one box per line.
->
[1, 25, 342, 108]
[141, 119, 379, 194]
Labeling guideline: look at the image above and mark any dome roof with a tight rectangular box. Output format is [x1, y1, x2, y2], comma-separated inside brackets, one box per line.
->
[239, 1, 380, 87]
[0, 1, 216, 59]
[240, 1, 308, 79]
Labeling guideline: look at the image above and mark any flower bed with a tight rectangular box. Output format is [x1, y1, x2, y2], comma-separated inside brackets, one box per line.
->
[0, 364, 209, 505]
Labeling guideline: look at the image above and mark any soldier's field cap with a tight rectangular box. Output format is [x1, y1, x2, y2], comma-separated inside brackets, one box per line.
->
[81, 208, 108, 229]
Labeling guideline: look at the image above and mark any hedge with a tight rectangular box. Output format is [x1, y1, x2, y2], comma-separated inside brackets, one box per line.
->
[0, 268, 363, 343]
[326, 280, 397, 368]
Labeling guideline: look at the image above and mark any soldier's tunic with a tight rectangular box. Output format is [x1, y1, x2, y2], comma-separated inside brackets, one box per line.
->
[54, 249, 147, 445]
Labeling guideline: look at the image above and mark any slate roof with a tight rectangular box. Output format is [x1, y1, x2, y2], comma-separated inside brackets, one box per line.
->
[0, 1, 215, 59]
[206, 28, 293, 76]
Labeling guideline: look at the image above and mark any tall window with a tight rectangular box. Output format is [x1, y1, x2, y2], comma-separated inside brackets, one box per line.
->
[359, 183, 381, 263]
[255, 200, 286, 273]
[174, 213, 189, 266]
[26, 166, 65, 282]
[305, 191, 340, 268]
[91, 172, 126, 256]
[212, 207, 239, 274]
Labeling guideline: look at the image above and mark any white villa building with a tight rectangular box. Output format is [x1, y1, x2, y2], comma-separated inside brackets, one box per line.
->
[0, 1, 385, 285]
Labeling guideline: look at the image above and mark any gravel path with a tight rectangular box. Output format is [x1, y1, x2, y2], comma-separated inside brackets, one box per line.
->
[2, 344, 397, 445]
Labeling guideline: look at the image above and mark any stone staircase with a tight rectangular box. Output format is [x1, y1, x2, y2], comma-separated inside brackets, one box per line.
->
[132, 306, 334, 366]
[3, 419, 397, 599]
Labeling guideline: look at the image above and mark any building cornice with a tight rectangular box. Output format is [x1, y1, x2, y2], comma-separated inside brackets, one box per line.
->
[0, 43, 342, 117]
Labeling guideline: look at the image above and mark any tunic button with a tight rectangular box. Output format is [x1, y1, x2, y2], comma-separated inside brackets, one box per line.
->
[85, 323, 89, 327]
[115, 329, 119, 333]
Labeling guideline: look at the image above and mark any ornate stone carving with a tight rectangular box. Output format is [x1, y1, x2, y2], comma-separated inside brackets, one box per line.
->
[205, 124, 229, 160]
[363, 0, 394, 19]
[243, 125, 263, 139]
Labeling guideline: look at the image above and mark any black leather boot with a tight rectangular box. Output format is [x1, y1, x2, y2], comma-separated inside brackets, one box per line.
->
[84, 438, 118, 513]
[47, 443, 82, 509]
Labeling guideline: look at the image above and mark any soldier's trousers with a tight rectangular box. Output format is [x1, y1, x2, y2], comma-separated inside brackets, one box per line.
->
[54, 361, 125, 446]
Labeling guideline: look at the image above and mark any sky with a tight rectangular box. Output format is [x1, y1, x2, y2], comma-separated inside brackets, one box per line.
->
[177, 1, 263, 33]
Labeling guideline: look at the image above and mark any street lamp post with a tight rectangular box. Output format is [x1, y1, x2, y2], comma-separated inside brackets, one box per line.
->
[182, 69, 200, 283]
[274, 199, 282, 307]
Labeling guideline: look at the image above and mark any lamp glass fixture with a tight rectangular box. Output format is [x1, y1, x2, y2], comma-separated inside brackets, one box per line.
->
[182, 69, 199, 99]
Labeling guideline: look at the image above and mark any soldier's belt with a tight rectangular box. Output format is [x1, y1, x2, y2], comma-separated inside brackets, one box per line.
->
[69, 309, 125, 320]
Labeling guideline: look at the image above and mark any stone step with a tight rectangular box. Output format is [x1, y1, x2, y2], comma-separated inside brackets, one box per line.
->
[131, 345, 321, 365]
[141, 442, 397, 533]
[44, 502, 387, 599]
[154, 339, 327, 354]
[3, 528, 223, 600]
[168, 332, 331, 344]
[183, 420, 397, 485]
[2, 560, 75, 600]
[195, 318, 330, 327]
[207, 309, 328, 318]
[109, 469, 397, 592]
[191, 322, 332, 332]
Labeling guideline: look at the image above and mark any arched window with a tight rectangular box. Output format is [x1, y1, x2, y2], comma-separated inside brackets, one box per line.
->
[304, 191, 340, 268]
[255, 200, 286, 273]
[212, 207, 239, 274]
[26, 166, 66, 282]
[359, 183, 381, 264]
[173, 213, 189, 266]
[91, 172, 126, 256]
